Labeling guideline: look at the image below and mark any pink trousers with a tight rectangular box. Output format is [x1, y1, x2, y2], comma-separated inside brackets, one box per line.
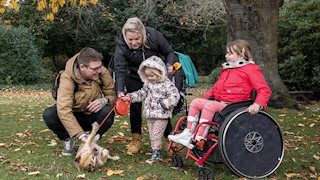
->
[147, 119, 168, 150]
[188, 98, 228, 124]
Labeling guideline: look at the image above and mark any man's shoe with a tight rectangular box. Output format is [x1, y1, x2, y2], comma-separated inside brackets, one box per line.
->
[61, 139, 75, 156]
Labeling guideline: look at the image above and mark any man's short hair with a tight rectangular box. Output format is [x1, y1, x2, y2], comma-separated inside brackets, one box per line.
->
[77, 47, 103, 65]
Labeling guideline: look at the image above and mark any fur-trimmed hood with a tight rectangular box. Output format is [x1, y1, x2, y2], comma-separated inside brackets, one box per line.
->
[138, 55, 167, 83]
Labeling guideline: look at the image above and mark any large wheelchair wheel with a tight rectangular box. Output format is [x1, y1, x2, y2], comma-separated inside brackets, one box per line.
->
[218, 108, 284, 178]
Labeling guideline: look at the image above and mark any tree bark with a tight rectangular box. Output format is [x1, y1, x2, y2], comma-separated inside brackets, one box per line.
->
[223, 0, 290, 108]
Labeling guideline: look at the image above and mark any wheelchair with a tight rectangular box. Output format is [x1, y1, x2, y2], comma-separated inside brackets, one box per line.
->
[167, 100, 284, 179]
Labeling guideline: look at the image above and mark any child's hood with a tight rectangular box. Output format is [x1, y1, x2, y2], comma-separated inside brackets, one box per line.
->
[138, 55, 167, 83]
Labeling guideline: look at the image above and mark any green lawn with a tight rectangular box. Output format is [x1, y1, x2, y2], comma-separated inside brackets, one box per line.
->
[0, 85, 319, 179]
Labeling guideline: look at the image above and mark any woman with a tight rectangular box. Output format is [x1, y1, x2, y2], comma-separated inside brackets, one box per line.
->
[113, 17, 176, 154]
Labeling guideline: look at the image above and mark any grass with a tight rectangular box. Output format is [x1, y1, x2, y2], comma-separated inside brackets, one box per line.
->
[0, 84, 319, 180]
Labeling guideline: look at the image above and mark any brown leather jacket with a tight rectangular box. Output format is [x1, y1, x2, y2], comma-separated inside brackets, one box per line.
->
[56, 53, 116, 138]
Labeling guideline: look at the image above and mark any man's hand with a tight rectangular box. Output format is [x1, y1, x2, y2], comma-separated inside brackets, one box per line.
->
[79, 133, 88, 143]
[87, 98, 108, 113]
[247, 103, 261, 115]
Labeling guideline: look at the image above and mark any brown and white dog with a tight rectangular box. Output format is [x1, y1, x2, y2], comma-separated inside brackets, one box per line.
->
[74, 122, 119, 172]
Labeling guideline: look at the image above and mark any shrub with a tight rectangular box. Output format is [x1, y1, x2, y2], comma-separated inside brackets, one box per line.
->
[279, 0, 320, 99]
[207, 67, 222, 83]
[0, 25, 42, 84]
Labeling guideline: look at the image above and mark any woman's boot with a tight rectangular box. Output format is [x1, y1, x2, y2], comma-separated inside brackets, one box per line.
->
[127, 133, 141, 154]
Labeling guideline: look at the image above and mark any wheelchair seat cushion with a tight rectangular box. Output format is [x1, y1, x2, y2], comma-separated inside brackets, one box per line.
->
[213, 100, 254, 124]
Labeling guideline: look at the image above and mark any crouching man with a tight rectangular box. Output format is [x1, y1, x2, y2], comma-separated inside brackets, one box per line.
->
[43, 47, 116, 156]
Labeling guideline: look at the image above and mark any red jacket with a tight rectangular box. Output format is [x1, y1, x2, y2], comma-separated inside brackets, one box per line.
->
[202, 64, 271, 109]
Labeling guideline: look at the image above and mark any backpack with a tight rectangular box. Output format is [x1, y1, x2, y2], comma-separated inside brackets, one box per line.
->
[175, 52, 199, 88]
[171, 66, 186, 116]
[51, 70, 64, 100]
[51, 70, 78, 100]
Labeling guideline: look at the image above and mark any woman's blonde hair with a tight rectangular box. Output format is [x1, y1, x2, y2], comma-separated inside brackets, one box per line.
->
[227, 39, 253, 60]
[122, 17, 147, 49]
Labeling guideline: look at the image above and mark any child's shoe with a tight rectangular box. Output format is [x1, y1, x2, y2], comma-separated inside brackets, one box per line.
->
[168, 129, 192, 143]
[145, 150, 161, 164]
[178, 137, 194, 149]
[179, 125, 208, 149]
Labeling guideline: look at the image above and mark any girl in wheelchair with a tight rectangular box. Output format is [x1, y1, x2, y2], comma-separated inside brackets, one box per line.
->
[168, 39, 272, 148]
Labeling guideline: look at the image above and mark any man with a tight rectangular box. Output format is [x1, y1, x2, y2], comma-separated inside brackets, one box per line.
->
[43, 47, 116, 156]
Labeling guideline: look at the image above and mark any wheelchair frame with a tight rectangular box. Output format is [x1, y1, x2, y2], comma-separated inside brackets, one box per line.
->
[167, 101, 284, 179]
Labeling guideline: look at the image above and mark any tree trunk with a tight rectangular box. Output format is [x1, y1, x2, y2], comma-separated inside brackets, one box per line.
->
[223, 0, 291, 108]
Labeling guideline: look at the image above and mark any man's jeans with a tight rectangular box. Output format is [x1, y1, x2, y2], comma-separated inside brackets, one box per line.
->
[43, 105, 114, 140]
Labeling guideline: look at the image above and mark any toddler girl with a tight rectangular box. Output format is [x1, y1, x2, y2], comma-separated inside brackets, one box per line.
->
[122, 55, 180, 163]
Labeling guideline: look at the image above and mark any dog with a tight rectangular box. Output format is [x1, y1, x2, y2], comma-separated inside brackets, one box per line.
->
[74, 122, 119, 172]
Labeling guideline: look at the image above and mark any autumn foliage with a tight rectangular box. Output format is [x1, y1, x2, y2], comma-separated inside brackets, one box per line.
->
[0, 0, 98, 21]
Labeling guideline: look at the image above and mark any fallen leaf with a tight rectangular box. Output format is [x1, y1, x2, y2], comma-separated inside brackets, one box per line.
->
[136, 174, 159, 180]
[313, 155, 320, 161]
[28, 171, 40, 176]
[285, 173, 300, 178]
[39, 129, 50, 133]
[298, 123, 305, 127]
[107, 170, 123, 176]
[47, 140, 57, 146]
[113, 170, 124, 174]
[309, 123, 315, 127]
[117, 132, 124, 137]
[107, 170, 113, 176]
[76, 174, 85, 179]
[112, 137, 127, 141]
[13, 148, 20, 152]
[106, 138, 114, 143]
[309, 166, 316, 172]
[16, 133, 25, 137]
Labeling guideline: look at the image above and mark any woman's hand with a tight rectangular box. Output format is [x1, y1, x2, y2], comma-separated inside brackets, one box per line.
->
[167, 65, 174, 75]
[118, 92, 125, 98]
[247, 103, 261, 115]
[121, 95, 131, 102]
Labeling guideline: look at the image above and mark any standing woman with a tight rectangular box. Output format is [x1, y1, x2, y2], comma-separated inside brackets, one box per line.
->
[113, 17, 176, 154]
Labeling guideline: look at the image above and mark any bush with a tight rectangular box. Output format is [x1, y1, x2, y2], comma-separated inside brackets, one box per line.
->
[207, 66, 222, 83]
[0, 25, 42, 84]
[279, 0, 320, 99]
